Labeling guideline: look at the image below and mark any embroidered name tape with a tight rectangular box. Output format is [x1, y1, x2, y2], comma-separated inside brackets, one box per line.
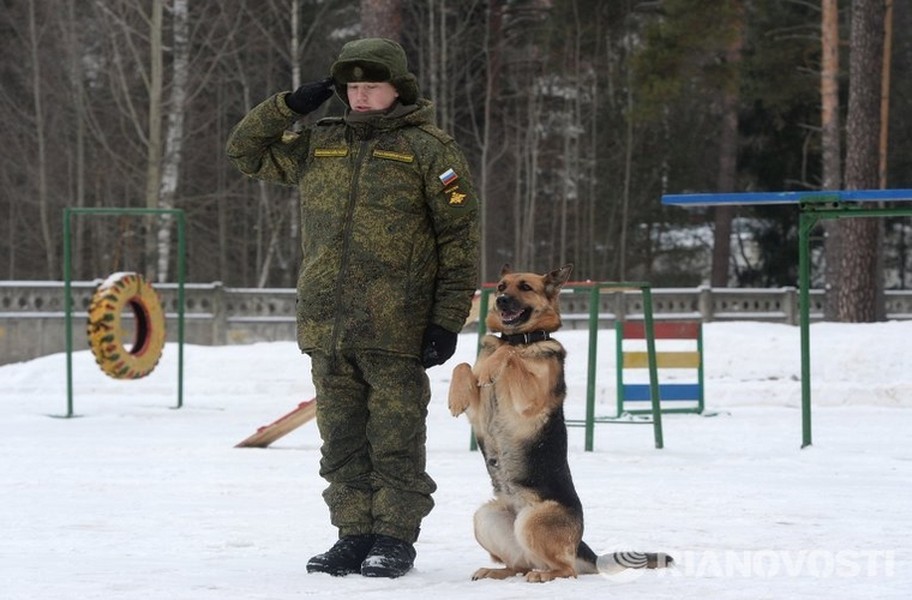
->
[314, 148, 348, 157]
[373, 150, 414, 163]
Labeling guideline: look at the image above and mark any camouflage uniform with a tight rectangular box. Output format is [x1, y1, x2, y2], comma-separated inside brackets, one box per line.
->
[226, 41, 479, 544]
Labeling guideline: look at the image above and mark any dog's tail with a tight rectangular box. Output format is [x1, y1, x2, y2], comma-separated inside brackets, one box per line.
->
[577, 542, 674, 575]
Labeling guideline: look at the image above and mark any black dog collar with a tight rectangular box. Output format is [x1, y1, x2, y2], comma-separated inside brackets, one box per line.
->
[500, 331, 551, 346]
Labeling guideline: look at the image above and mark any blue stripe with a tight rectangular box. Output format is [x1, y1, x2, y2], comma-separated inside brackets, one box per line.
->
[623, 383, 701, 402]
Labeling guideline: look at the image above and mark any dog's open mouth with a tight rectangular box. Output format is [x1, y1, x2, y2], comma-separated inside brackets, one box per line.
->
[500, 307, 531, 326]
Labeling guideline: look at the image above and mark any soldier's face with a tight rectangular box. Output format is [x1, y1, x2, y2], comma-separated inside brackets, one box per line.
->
[347, 82, 399, 112]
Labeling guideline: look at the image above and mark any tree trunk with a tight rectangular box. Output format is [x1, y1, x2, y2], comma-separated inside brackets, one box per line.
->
[836, 0, 885, 322]
[156, 0, 190, 283]
[28, 0, 56, 279]
[143, 0, 164, 280]
[479, 0, 504, 282]
[619, 75, 633, 280]
[710, 0, 744, 288]
[64, 0, 87, 279]
[821, 0, 842, 320]
[361, 0, 402, 39]
[879, 0, 893, 188]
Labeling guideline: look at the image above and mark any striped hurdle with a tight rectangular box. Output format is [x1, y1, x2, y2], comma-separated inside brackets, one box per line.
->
[616, 319, 704, 415]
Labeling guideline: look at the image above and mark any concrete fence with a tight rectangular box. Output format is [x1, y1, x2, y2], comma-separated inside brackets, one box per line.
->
[2, 280, 912, 366]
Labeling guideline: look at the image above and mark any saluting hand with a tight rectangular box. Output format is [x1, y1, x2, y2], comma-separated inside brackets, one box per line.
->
[285, 77, 334, 115]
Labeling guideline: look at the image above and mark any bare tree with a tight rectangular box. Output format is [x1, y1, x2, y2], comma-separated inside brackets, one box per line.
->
[27, 0, 56, 279]
[156, 0, 191, 283]
[143, 0, 165, 280]
[63, 0, 90, 277]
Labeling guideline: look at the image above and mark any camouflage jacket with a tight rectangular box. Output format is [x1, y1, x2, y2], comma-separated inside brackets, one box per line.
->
[226, 94, 480, 356]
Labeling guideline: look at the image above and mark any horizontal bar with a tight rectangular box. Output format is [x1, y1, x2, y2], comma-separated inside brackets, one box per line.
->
[624, 351, 701, 369]
[623, 383, 702, 401]
[662, 189, 912, 206]
[623, 320, 700, 339]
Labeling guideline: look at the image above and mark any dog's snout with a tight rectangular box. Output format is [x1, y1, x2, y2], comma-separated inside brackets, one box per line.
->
[495, 294, 516, 311]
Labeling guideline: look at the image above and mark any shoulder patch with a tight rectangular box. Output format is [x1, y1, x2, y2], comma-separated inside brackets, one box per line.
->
[438, 168, 458, 186]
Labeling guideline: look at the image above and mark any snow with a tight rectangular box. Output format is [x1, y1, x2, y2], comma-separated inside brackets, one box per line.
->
[97, 272, 139, 291]
[1, 321, 910, 599]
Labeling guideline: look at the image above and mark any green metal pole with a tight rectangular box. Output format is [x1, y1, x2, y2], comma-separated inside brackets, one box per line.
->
[176, 211, 186, 409]
[642, 286, 664, 449]
[615, 313, 625, 416]
[469, 288, 492, 451]
[798, 211, 816, 448]
[584, 285, 600, 451]
[63, 208, 75, 418]
[477, 288, 490, 348]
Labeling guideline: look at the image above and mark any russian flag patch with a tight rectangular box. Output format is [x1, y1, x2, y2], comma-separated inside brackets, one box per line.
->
[438, 168, 458, 186]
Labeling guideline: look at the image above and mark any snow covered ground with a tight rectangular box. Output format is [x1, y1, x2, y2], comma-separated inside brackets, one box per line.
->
[2, 321, 910, 599]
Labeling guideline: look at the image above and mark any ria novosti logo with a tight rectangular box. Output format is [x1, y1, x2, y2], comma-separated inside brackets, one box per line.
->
[596, 545, 895, 581]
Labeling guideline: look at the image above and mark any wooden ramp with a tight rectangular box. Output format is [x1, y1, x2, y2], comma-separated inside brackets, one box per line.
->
[235, 398, 316, 448]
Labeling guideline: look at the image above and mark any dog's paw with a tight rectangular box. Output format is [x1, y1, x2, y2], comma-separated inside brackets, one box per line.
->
[525, 568, 576, 583]
[448, 395, 468, 417]
[448, 363, 475, 416]
[472, 567, 522, 581]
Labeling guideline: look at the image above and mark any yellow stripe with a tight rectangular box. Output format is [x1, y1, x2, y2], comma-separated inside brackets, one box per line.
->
[623, 351, 701, 369]
[373, 150, 414, 163]
[314, 148, 348, 157]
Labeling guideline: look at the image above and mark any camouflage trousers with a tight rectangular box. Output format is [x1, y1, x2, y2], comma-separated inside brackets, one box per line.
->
[309, 350, 436, 544]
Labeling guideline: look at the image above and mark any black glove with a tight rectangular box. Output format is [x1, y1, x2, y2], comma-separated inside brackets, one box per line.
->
[420, 324, 458, 368]
[284, 77, 334, 115]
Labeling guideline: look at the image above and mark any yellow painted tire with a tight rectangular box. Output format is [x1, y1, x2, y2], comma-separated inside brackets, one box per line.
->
[86, 272, 166, 379]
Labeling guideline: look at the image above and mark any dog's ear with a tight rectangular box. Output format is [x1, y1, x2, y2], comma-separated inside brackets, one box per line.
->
[551, 264, 573, 286]
[500, 263, 513, 277]
[544, 264, 573, 296]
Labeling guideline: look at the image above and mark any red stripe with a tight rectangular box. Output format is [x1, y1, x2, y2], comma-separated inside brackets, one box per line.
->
[622, 320, 700, 339]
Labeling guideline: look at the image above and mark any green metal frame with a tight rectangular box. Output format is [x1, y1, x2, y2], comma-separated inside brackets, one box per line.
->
[62, 207, 187, 417]
[796, 197, 912, 447]
[663, 188, 912, 448]
[616, 319, 704, 415]
[473, 281, 664, 451]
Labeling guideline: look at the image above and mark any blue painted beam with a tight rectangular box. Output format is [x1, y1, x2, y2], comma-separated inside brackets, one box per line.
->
[662, 189, 912, 206]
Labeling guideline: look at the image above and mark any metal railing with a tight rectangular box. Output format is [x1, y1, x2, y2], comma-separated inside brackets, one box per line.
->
[3, 283, 912, 367]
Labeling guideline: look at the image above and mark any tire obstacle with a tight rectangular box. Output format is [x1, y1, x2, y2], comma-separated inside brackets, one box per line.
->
[86, 272, 166, 379]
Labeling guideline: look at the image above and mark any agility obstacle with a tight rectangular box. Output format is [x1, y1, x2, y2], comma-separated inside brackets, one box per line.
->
[663, 188, 912, 448]
[235, 398, 317, 448]
[616, 319, 704, 416]
[86, 272, 167, 380]
[63, 207, 187, 417]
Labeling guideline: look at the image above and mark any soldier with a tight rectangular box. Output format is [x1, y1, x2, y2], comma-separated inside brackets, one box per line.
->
[226, 38, 479, 578]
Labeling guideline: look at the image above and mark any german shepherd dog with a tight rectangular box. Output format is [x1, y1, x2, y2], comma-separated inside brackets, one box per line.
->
[448, 264, 673, 582]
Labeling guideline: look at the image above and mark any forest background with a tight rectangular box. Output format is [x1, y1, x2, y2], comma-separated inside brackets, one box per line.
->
[2, 0, 909, 321]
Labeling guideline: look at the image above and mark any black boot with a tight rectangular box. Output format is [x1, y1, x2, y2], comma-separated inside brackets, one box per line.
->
[307, 534, 375, 576]
[360, 534, 416, 578]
